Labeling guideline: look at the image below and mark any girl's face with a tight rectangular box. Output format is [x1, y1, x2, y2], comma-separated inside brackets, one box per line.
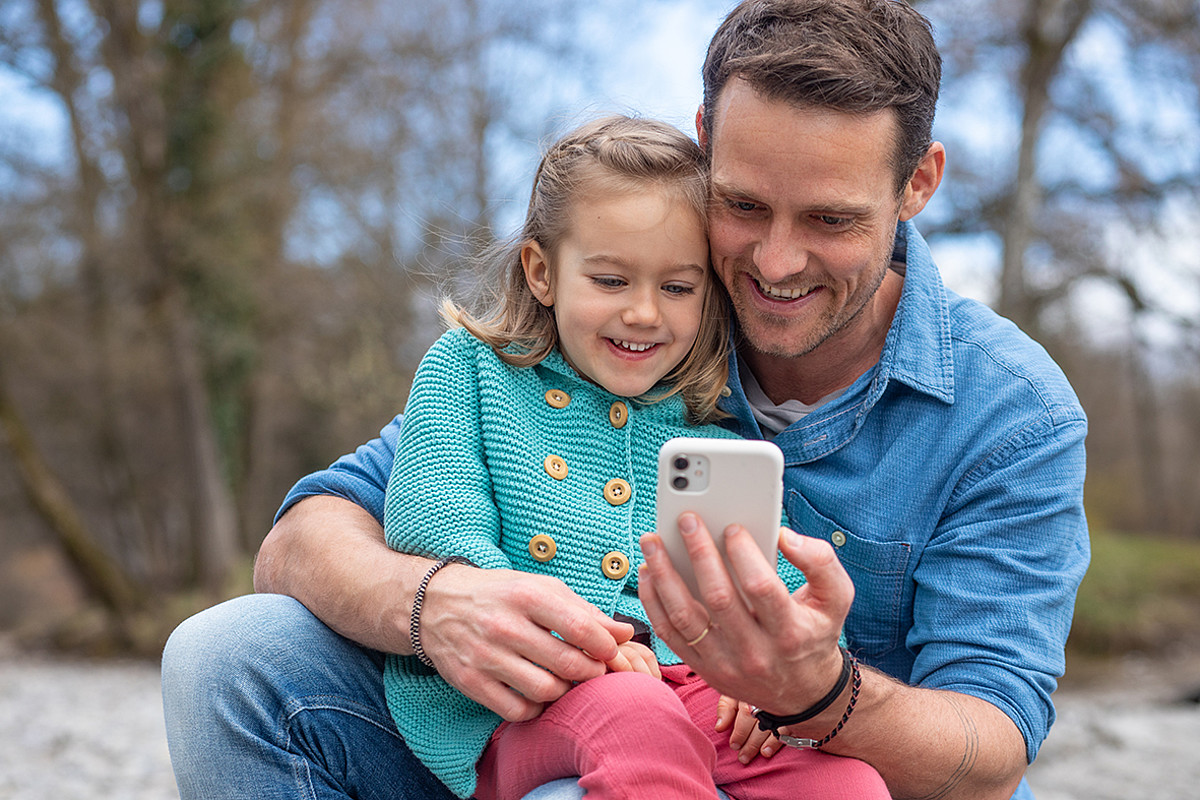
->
[522, 186, 710, 398]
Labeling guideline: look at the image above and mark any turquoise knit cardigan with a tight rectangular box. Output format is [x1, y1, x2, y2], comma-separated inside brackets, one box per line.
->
[382, 328, 808, 798]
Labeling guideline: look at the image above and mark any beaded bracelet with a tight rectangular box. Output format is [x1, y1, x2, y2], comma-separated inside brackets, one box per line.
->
[409, 555, 475, 669]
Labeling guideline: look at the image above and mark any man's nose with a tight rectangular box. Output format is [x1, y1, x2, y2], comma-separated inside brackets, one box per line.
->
[754, 220, 809, 281]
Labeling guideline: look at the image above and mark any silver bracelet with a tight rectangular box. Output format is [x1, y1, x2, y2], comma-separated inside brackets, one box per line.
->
[409, 556, 474, 668]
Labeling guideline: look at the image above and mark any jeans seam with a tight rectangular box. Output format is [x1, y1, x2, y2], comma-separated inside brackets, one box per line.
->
[278, 695, 405, 799]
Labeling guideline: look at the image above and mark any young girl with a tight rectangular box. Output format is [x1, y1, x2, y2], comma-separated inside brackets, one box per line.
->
[382, 116, 887, 800]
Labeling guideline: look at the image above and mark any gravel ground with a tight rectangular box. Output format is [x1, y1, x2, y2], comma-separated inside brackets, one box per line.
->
[1, 644, 1197, 799]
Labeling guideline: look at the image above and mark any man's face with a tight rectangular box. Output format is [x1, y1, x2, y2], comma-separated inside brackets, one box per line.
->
[703, 79, 925, 364]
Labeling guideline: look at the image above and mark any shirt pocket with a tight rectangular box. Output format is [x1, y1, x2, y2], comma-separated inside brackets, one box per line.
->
[785, 489, 912, 660]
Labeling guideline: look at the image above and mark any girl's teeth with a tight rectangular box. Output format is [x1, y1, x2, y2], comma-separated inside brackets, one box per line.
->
[614, 340, 653, 352]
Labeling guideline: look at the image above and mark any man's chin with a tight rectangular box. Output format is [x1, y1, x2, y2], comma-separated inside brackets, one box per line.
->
[738, 321, 823, 361]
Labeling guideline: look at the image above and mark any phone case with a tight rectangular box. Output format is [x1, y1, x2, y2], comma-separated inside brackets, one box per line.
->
[655, 437, 784, 602]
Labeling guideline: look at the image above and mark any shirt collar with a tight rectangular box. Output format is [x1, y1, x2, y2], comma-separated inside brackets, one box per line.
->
[874, 220, 955, 405]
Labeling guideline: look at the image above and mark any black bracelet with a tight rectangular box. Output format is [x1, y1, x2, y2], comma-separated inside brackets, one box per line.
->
[777, 653, 861, 749]
[409, 556, 475, 669]
[754, 646, 852, 733]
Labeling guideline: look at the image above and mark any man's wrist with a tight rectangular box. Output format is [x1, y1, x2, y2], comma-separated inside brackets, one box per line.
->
[754, 646, 853, 731]
[773, 651, 862, 749]
[409, 556, 476, 668]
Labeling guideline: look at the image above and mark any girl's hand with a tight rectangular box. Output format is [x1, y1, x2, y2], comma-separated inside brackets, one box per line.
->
[606, 640, 661, 679]
[715, 695, 781, 764]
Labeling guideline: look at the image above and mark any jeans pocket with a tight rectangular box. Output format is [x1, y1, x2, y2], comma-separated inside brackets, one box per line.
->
[785, 490, 911, 660]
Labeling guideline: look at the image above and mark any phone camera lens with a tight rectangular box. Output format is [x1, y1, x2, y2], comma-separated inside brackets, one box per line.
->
[672, 475, 689, 490]
[673, 456, 689, 471]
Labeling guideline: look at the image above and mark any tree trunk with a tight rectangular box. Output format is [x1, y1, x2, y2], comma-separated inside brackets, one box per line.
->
[94, 0, 243, 592]
[37, 0, 157, 579]
[998, 0, 1092, 335]
[0, 361, 143, 614]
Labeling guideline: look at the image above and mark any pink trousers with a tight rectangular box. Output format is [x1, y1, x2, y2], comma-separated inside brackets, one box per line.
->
[474, 664, 890, 800]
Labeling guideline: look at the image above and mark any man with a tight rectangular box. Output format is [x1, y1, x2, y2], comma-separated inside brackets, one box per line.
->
[162, 2, 1088, 799]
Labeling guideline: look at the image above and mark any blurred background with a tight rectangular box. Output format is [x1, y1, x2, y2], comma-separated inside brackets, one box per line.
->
[1, 0, 1198, 670]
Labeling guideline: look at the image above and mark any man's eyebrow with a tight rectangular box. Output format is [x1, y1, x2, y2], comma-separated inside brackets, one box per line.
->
[709, 178, 746, 198]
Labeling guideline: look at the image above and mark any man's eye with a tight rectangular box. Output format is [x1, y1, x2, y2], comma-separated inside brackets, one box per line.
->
[733, 201, 758, 212]
[817, 214, 848, 226]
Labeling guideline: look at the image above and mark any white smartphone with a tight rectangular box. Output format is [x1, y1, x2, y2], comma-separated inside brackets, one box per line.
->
[655, 437, 784, 603]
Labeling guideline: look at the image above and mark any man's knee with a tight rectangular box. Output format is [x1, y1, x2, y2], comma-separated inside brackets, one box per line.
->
[164, 594, 309, 678]
[162, 593, 333, 723]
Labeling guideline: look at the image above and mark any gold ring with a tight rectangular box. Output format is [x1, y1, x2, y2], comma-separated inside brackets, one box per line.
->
[685, 620, 714, 647]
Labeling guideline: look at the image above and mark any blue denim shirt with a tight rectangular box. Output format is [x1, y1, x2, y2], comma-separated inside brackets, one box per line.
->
[717, 221, 1089, 777]
[279, 221, 1088, 796]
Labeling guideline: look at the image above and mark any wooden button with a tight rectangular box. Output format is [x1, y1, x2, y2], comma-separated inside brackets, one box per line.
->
[608, 401, 628, 429]
[544, 455, 568, 480]
[601, 551, 630, 580]
[603, 478, 632, 505]
[529, 534, 557, 562]
[545, 389, 571, 409]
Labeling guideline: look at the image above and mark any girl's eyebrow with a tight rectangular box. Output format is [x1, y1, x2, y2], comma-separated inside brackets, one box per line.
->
[582, 254, 706, 272]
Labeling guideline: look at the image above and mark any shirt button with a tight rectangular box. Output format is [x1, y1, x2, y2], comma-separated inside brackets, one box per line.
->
[831, 530, 847, 547]
[528, 534, 557, 562]
[545, 389, 571, 409]
[544, 455, 568, 480]
[603, 478, 632, 505]
[602, 551, 630, 580]
[608, 401, 628, 429]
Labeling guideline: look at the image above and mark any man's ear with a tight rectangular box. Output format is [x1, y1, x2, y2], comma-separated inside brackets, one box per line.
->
[695, 105, 708, 151]
[899, 141, 945, 221]
[521, 241, 554, 306]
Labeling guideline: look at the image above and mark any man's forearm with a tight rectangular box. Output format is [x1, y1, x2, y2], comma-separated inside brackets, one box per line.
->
[810, 666, 1027, 800]
[254, 494, 432, 654]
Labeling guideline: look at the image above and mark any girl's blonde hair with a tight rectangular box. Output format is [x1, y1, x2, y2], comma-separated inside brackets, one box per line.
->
[444, 115, 731, 424]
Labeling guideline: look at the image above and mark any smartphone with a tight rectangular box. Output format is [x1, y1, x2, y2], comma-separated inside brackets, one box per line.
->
[655, 437, 784, 603]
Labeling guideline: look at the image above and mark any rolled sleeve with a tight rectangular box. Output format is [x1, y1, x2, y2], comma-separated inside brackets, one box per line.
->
[909, 410, 1089, 762]
[274, 414, 403, 525]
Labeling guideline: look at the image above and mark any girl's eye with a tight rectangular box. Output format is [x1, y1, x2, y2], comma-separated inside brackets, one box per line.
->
[663, 284, 696, 296]
[592, 276, 625, 288]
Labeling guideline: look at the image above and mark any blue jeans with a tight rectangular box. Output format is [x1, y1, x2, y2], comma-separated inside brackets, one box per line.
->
[162, 594, 602, 800]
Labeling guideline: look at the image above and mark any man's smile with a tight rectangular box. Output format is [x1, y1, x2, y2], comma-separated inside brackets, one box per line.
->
[752, 276, 820, 302]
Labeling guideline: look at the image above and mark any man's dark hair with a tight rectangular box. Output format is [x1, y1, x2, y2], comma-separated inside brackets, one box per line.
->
[701, 0, 941, 194]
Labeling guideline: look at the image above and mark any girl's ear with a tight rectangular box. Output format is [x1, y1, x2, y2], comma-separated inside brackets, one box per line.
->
[522, 241, 554, 307]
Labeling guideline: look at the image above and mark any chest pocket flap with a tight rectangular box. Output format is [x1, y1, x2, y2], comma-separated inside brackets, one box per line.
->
[785, 489, 912, 660]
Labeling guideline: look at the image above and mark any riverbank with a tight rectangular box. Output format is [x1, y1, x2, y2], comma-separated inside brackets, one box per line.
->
[1, 643, 1197, 799]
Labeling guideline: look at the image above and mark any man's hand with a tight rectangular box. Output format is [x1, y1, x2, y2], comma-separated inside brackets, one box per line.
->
[638, 512, 852, 714]
[715, 695, 780, 764]
[419, 564, 635, 721]
[605, 640, 661, 679]
[639, 511, 1029, 800]
[257, 496, 634, 722]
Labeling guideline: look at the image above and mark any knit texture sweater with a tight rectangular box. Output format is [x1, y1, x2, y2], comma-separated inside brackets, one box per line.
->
[381, 328, 806, 798]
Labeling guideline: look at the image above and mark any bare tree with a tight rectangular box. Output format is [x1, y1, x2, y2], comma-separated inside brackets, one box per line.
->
[0, 0, 655, 643]
[918, 0, 1200, 535]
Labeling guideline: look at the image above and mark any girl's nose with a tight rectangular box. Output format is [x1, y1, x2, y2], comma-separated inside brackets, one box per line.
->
[623, 291, 662, 327]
